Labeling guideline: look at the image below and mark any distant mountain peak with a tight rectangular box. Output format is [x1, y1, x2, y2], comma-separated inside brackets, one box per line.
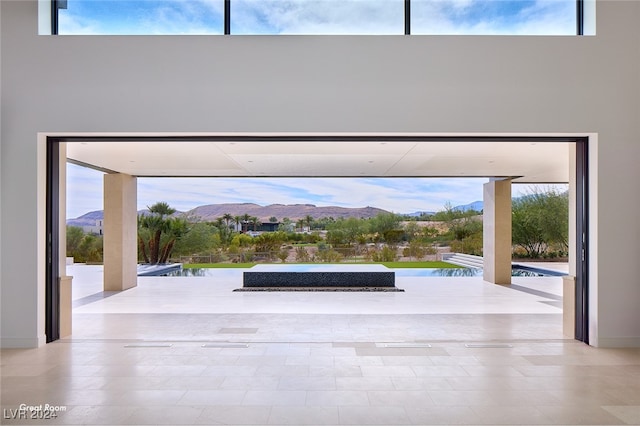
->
[68, 201, 484, 226]
[186, 203, 387, 222]
[452, 200, 483, 212]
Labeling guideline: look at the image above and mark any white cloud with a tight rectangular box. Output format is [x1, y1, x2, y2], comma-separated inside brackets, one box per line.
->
[232, 0, 404, 34]
[59, 0, 224, 35]
[58, 11, 102, 35]
[412, 0, 576, 35]
[512, 183, 568, 197]
[66, 164, 105, 218]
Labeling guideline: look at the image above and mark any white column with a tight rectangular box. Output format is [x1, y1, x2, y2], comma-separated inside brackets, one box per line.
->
[564, 143, 577, 337]
[104, 174, 138, 291]
[568, 144, 577, 277]
[483, 179, 512, 285]
[59, 143, 72, 337]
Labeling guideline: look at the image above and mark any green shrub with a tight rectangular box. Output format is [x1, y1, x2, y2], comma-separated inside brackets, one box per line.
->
[403, 241, 426, 260]
[371, 246, 398, 262]
[295, 246, 311, 262]
[277, 250, 289, 263]
[450, 234, 483, 256]
[315, 249, 343, 263]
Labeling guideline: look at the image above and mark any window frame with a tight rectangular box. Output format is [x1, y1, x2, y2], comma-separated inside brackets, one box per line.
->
[51, 0, 584, 36]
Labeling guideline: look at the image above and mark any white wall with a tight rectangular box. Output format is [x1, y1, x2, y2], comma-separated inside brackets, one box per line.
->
[2, 0, 640, 347]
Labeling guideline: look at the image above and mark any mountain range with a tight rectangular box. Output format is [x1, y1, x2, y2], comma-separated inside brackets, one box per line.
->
[67, 201, 484, 226]
[67, 203, 393, 226]
[186, 203, 389, 222]
[405, 200, 483, 217]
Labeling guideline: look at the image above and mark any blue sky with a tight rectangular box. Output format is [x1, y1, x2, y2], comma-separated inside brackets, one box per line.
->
[59, 0, 576, 35]
[66, 163, 566, 218]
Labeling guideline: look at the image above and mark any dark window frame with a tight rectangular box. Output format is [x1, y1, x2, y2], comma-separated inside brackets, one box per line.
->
[46, 139, 60, 343]
[46, 134, 591, 345]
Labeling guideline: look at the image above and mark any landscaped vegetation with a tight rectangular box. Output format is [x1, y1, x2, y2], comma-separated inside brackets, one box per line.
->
[66, 187, 568, 266]
[511, 188, 568, 259]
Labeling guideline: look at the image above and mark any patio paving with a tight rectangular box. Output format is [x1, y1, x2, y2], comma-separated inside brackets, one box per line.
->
[69, 264, 565, 342]
[4, 265, 640, 426]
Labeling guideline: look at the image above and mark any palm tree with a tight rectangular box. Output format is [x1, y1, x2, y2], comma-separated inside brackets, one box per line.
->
[222, 213, 233, 229]
[242, 213, 251, 232]
[233, 215, 242, 232]
[250, 216, 260, 231]
[214, 217, 232, 246]
[304, 215, 314, 231]
[158, 218, 189, 263]
[138, 202, 177, 264]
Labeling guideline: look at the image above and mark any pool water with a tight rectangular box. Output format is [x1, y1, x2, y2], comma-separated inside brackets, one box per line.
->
[395, 268, 545, 277]
[165, 266, 548, 277]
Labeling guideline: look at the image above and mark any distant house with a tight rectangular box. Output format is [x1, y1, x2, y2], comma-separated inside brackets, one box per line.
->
[82, 220, 103, 235]
[242, 222, 286, 234]
[258, 222, 280, 232]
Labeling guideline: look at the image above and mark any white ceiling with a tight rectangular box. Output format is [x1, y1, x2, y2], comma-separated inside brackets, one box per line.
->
[66, 139, 571, 182]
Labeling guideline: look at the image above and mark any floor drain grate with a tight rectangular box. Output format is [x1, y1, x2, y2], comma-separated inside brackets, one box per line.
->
[378, 343, 433, 348]
[124, 343, 173, 348]
[465, 343, 513, 348]
[218, 328, 258, 334]
[202, 343, 250, 348]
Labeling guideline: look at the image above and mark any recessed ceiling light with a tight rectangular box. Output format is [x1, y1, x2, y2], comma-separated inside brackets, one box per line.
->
[368, 160, 374, 163]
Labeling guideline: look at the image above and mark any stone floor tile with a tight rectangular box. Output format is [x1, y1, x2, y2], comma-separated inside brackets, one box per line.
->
[242, 390, 307, 406]
[602, 405, 640, 425]
[338, 405, 411, 425]
[195, 405, 272, 425]
[335, 377, 396, 391]
[305, 390, 370, 406]
[123, 405, 204, 425]
[116, 389, 186, 406]
[268, 406, 339, 425]
[367, 390, 434, 407]
[177, 389, 246, 405]
[536, 405, 627, 425]
[392, 377, 453, 391]
[404, 405, 482, 425]
[470, 405, 555, 425]
[278, 376, 336, 391]
[427, 390, 501, 406]
[219, 376, 280, 390]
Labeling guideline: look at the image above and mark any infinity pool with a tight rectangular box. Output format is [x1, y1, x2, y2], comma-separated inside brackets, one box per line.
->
[165, 266, 550, 277]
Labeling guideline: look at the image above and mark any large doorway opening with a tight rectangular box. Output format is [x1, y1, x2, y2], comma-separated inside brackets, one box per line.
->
[46, 135, 589, 344]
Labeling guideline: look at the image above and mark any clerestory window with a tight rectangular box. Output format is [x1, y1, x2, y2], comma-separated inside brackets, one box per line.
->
[412, 0, 578, 35]
[230, 0, 404, 35]
[52, 0, 583, 36]
[55, 0, 225, 35]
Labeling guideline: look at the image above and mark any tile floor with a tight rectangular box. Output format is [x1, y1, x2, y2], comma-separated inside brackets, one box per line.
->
[2, 265, 639, 425]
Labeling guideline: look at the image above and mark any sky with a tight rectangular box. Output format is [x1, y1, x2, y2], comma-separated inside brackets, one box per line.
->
[66, 163, 567, 218]
[58, 0, 577, 36]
